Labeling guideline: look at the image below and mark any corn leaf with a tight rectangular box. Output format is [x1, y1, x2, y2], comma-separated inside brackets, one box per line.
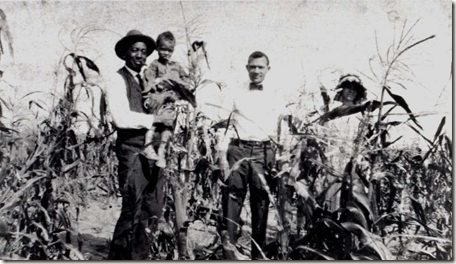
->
[0, 175, 46, 215]
[162, 78, 197, 107]
[346, 201, 369, 230]
[317, 100, 396, 123]
[99, 92, 107, 126]
[79, 55, 100, 74]
[407, 124, 433, 145]
[29, 100, 46, 112]
[61, 242, 86, 260]
[383, 136, 403, 148]
[294, 180, 317, 204]
[66, 53, 100, 83]
[433, 116, 446, 143]
[387, 234, 451, 244]
[223, 156, 257, 181]
[341, 222, 394, 260]
[410, 197, 426, 225]
[407, 249, 436, 260]
[294, 245, 334, 260]
[198, 79, 224, 91]
[0, 9, 14, 57]
[211, 119, 229, 130]
[352, 185, 376, 223]
[384, 87, 422, 129]
[445, 135, 452, 159]
[0, 120, 16, 133]
[350, 252, 377, 260]
[31, 221, 50, 243]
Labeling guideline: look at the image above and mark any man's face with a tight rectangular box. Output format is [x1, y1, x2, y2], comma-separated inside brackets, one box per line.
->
[124, 41, 147, 72]
[246, 57, 270, 84]
[157, 40, 175, 63]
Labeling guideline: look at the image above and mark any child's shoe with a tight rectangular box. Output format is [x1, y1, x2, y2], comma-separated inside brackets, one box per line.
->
[141, 146, 159, 160]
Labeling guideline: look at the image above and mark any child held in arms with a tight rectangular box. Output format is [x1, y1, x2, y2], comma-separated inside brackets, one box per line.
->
[143, 31, 191, 92]
[141, 31, 194, 168]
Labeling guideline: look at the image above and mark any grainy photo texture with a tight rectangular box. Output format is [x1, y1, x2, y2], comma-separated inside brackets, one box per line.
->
[0, 0, 452, 260]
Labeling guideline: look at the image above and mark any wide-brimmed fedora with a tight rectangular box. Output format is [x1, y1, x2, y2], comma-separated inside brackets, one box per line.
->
[115, 30, 156, 59]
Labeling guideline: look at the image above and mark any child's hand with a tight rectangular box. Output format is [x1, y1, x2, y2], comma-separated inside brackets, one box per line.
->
[154, 108, 176, 127]
[152, 77, 164, 90]
[153, 77, 163, 85]
[144, 96, 161, 113]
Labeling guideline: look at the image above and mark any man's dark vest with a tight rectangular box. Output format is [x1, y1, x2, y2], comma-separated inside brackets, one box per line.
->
[118, 67, 144, 113]
[116, 67, 147, 146]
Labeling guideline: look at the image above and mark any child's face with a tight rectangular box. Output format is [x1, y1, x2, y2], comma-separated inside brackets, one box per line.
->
[157, 40, 175, 62]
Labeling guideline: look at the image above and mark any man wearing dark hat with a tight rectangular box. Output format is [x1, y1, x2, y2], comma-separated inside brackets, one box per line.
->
[106, 29, 175, 260]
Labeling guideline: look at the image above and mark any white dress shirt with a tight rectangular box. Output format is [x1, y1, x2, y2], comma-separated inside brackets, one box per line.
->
[224, 80, 289, 142]
[105, 65, 154, 130]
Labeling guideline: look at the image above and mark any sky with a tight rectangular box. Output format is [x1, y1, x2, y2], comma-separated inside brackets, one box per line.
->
[0, 0, 452, 144]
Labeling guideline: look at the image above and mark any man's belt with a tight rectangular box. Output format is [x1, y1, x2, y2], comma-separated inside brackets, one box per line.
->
[116, 128, 147, 147]
[117, 128, 147, 139]
[231, 138, 271, 147]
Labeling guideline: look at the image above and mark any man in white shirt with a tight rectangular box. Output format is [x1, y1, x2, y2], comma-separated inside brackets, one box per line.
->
[221, 51, 289, 260]
[106, 30, 175, 260]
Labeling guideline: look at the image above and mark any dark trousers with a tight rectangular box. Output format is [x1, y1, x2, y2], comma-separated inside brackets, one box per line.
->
[222, 140, 275, 259]
[108, 139, 165, 260]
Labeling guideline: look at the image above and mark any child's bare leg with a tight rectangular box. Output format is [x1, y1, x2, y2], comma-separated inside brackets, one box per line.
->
[156, 129, 172, 168]
[141, 126, 159, 160]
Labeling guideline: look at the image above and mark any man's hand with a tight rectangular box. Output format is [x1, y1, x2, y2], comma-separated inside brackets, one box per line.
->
[153, 108, 176, 127]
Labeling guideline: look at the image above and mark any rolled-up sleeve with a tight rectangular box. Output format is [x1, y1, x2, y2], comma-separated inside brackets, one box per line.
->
[105, 73, 155, 130]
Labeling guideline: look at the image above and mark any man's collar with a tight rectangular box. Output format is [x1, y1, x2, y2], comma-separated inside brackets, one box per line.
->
[124, 65, 141, 76]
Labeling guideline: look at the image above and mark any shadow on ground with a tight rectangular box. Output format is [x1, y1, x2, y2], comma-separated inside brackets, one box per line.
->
[78, 233, 111, 260]
[74, 196, 121, 260]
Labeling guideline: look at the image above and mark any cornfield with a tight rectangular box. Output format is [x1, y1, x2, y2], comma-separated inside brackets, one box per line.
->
[0, 7, 452, 261]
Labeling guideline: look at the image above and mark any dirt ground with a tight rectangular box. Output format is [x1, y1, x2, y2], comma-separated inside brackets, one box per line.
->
[75, 191, 287, 260]
[76, 197, 121, 260]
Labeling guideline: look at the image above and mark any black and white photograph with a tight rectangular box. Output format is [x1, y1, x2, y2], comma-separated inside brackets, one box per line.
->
[0, 0, 452, 260]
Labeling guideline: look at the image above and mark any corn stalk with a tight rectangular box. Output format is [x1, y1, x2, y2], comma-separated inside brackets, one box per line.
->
[160, 3, 215, 259]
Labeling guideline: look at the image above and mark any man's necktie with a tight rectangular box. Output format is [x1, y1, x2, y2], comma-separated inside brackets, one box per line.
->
[136, 73, 145, 91]
[249, 83, 263, 91]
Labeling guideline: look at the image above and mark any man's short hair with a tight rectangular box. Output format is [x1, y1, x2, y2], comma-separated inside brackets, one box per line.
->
[157, 31, 175, 46]
[247, 51, 270, 66]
